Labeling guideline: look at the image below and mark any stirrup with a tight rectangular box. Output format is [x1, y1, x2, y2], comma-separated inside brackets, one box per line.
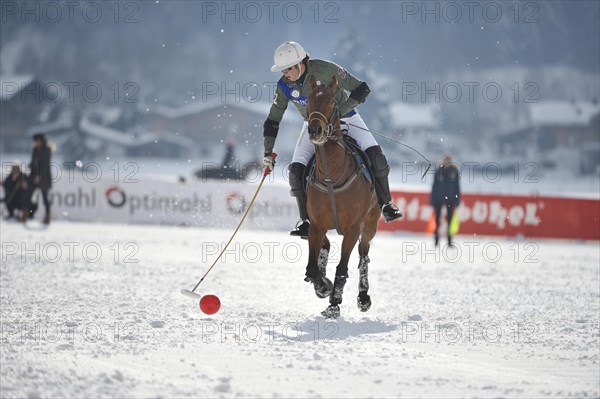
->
[381, 203, 402, 222]
[290, 219, 310, 238]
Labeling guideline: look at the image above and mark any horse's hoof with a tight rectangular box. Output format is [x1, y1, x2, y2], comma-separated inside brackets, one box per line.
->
[305, 276, 333, 298]
[357, 293, 371, 312]
[315, 276, 333, 298]
[321, 305, 340, 319]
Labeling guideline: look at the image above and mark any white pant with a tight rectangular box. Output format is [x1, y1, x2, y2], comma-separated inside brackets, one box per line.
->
[291, 113, 378, 165]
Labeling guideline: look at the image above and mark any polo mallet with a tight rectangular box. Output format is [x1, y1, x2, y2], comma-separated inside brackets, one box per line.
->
[181, 153, 277, 300]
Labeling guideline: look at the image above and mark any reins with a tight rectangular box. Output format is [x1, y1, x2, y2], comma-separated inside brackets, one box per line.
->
[308, 102, 364, 235]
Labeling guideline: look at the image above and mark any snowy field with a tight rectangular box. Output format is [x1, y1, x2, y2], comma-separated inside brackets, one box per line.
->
[1, 221, 599, 398]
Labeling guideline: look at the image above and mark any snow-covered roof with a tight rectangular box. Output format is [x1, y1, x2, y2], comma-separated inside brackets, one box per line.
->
[84, 107, 122, 125]
[145, 99, 271, 119]
[0, 74, 35, 101]
[80, 117, 133, 146]
[26, 116, 74, 137]
[135, 132, 195, 148]
[388, 102, 439, 129]
[529, 101, 600, 127]
[79, 117, 194, 148]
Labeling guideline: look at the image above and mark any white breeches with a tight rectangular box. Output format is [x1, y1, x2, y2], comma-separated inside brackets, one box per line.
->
[291, 113, 378, 165]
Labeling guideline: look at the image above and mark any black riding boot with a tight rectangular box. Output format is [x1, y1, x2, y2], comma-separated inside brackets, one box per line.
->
[288, 162, 310, 238]
[365, 146, 402, 222]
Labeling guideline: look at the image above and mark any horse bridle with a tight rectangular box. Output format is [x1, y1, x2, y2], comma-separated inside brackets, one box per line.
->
[308, 102, 342, 143]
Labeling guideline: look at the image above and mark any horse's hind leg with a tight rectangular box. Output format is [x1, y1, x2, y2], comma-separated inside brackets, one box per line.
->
[357, 203, 380, 312]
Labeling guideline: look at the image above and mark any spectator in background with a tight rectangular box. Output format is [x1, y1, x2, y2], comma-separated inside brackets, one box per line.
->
[1, 164, 27, 220]
[21, 133, 53, 225]
[430, 154, 461, 247]
[222, 139, 237, 170]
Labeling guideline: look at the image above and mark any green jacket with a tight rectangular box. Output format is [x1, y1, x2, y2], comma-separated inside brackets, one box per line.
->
[263, 59, 370, 154]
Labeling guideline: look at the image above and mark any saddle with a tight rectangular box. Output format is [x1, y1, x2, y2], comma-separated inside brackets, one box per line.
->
[305, 132, 373, 193]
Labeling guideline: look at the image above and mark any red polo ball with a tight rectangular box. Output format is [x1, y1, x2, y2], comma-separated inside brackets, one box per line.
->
[199, 295, 221, 315]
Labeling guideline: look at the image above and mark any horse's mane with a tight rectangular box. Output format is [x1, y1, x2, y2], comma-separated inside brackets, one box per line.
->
[308, 76, 336, 107]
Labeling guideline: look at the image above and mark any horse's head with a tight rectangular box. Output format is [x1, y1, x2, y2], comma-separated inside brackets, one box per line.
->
[307, 76, 339, 146]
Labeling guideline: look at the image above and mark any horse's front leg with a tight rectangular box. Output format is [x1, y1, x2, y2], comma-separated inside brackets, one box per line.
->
[357, 255, 371, 312]
[318, 235, 331, 278]
[305, 225, 332, 299]
[322, 226, 361, 319]
[356, 202, 379, 312]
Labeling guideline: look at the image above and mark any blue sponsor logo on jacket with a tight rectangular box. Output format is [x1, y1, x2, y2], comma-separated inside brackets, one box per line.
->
[278, 79, 307, 107]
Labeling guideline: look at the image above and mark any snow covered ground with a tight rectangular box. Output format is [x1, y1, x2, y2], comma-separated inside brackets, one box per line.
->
[1, 221, 599, 398]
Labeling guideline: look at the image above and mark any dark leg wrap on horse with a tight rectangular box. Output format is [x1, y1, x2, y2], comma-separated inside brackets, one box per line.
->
[288, 162, 309, 220]
[330, 274, 348, 306]
[318, 248, 329, 278]
[365, 146, 392, 207]
[358, 255, 370, 293]
[357, 255, 372, 312]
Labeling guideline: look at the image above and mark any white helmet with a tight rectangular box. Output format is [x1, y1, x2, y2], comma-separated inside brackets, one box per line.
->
[270, 41, 307, 72]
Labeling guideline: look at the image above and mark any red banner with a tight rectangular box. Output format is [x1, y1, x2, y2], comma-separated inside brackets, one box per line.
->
[379, 190, 600, 241]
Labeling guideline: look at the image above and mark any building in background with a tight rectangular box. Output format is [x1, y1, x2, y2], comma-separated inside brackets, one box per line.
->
[1, 75, 48, 152]
[385, 101, 448, 166]
[497, 100, 600, 174]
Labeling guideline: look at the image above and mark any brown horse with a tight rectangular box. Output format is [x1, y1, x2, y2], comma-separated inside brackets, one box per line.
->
[304, 75, 381, 318]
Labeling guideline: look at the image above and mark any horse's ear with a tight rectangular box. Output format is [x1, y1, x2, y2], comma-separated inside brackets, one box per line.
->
[309, 75, 317, 90]
[328, 76, 338, 90]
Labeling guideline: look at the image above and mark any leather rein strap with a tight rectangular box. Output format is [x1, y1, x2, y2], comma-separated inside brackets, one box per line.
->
[317, 144, 343, 235]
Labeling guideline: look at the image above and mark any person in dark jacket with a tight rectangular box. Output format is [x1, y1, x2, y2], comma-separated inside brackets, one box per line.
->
[222, 139, 236, 170]
[21, 133, 53, 224]
[430, 154, 460, 247]
[1, 164, 27, 219]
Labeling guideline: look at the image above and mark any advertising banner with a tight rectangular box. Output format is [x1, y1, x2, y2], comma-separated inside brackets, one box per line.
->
[5, 177, 598, 240]
[379, 190, 600, 241]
